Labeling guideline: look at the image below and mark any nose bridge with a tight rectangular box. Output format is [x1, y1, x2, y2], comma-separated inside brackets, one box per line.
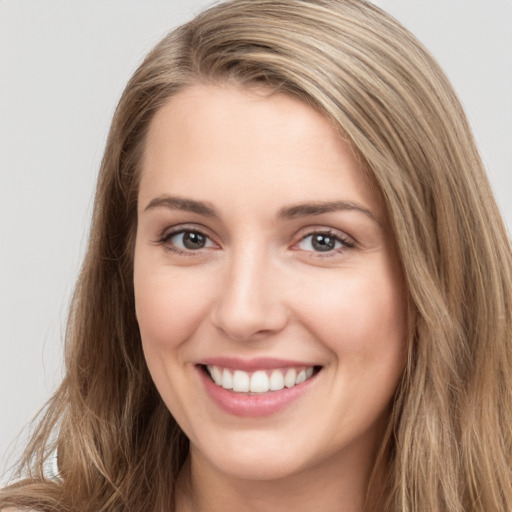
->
[211, 242, 287, 341]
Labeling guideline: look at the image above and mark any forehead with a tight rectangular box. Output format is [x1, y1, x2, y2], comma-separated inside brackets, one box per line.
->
[139, 83, 382, 219]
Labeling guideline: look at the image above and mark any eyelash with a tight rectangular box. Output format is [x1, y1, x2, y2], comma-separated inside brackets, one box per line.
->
[157, 227, 355, 256]
[296, 229, 355, 256]
[158, 226, 215, 255]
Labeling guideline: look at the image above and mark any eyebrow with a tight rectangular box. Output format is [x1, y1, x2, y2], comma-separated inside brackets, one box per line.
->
[143, 195, 217, 216]
[277, 200, 381, 224]
[143, 195, 380, 224]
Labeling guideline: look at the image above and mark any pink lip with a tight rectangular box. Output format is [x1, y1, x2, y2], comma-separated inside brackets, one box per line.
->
[198, 356, 315, 371]
[196, 363, 319, 417]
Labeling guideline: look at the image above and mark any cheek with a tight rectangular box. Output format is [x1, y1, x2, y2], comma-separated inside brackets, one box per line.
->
[133, 267, 212, 423]
[298, 266, 407, 366]
[299, 266, 407, 434]
[134, 267, 212, 352]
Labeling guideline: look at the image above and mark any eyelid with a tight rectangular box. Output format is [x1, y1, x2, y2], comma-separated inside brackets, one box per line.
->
[159, 222, 213, 240]
[155, 223, 356, 256]
[157, 224, 220, 253]
[291, 227, 356, 254]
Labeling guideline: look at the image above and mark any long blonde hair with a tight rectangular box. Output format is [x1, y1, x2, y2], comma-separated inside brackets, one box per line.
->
[2, 1, 511, 510]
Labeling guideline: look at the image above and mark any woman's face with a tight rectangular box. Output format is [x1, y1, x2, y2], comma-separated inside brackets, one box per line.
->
[134, 84, 407, 483]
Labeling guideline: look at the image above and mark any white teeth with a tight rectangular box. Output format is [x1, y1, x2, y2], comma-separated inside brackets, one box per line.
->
[222, 368, 233, 389]
[233, 370, 250, 392]
[208, 365, 223, 386]
[269, 370, 284, 391]
[284, 368, 297, 388]
[206, 365, 316, 393]
[250, 371, 269, 393]
[296, 369, 307, 384]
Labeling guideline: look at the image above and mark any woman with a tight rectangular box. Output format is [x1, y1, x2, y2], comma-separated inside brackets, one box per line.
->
[1, 0, 511, 510]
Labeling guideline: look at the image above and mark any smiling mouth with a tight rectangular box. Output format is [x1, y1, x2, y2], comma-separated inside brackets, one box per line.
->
[201, 364, 321, 394]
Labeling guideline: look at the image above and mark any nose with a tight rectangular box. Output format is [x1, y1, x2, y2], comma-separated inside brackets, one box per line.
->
[210, 246, 288, 342]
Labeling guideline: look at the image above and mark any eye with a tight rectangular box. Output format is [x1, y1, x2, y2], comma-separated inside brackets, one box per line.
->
[162, 229, 216, 252]
[297, 231, 354, 253]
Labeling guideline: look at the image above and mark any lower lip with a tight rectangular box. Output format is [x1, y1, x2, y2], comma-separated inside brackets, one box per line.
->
[197, 366, 318, 417]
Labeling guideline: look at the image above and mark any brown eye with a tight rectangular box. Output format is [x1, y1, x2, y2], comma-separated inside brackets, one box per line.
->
[295, 229, 356, 255]
[311, 234, 337, 252]
[164, 230, 215, 251]
[182, 231, 207, 249]
[298, 232, 343, 252]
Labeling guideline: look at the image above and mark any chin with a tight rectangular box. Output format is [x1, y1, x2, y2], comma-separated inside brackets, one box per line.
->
[213, 454, 308, 482]
[191, 431, 316, 482]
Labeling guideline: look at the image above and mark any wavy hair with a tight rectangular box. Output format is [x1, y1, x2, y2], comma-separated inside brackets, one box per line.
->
[2, 1, 511, 510]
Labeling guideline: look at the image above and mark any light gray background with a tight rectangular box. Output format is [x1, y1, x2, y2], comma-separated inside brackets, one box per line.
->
[1, 0, 511, 481]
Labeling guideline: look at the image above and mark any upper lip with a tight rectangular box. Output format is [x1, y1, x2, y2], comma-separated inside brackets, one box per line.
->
[197, 357, 319, 371]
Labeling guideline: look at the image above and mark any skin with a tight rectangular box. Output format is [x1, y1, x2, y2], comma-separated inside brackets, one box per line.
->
[134, 84, 407, 512]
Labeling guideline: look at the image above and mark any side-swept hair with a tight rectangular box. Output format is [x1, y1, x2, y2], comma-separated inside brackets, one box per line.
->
[2, 1, 511, 511]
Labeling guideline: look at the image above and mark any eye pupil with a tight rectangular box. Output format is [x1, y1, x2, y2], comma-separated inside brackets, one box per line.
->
[312, 234, 335, 251]
[183, 231, 206, 249]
